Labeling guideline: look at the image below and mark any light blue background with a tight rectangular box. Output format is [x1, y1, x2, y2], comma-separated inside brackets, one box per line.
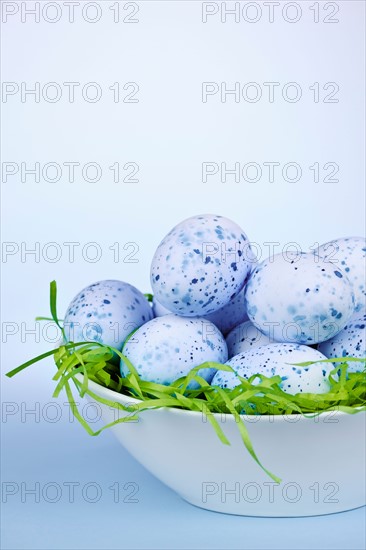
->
[1, 1, 365, 548]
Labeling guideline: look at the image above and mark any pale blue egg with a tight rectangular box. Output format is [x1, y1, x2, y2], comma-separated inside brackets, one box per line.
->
[121, 314, 228, 386]
[318, 312, 366, 373]
[150, 214, 253, 317]
[226, 320, 273, 358]
[64, 280, 153, 350]
[314, 237, 366, 313]
[245, 252, 355, 345]
[212, 343, 332, 395]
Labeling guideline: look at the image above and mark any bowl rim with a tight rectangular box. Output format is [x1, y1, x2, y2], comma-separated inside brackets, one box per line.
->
[77, 374, 365, 422]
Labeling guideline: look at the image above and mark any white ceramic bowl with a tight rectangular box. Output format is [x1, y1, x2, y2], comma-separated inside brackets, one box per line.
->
[85, 378, 365, 517]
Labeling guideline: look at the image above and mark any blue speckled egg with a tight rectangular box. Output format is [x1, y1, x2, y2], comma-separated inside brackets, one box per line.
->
[245, 252, 355, 345]
[226, 320, 273, 358]
[153, 286, 249, 336]
[315, 237, 366, 313]
[64, 280, 153, 350]
[150, 214, 253, 317]
[121, 314, 228, 386]
[212, 343, 332, 394]
[318, 312, 366, 373]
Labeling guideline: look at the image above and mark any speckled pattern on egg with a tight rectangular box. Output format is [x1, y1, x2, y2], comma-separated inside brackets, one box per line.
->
[315, 237, 366, 313]
[64, 280, 153, 350]
[212, 343, 332, 395]
[150, 214, 253, 317]
[121, 314, 228, 386]
[318, 312, 366, 373]
[226, 320, 274, 358]
[153, 286, 249, 336]
[245, 252, 355, 345]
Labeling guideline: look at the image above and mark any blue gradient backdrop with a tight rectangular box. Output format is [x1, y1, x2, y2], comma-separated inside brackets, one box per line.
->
[1, 1, 365, 548]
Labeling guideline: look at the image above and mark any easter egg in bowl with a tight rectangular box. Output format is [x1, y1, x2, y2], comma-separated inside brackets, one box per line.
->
[150, 214, 254, 317]
[5, 215, 366, 519]
[63, 280, 153, 351]
[245, 252, 355, 345]
[314, 236, 366, 313]
[121, 314, 228, 387]
[7, 269, 366, 518]
[318, 312, 366, 373]
[212, 343, 332, 395]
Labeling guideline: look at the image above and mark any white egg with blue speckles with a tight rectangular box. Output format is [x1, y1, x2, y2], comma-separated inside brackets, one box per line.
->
[245, 252, 355, 345]
[121, 314, 228, 386]
[64, 280, 153, 350]
[150, 214, 253, 317]
[314, 237, 366, 313]
[318, 312, 366, 373]
[212, 343, 331, 394]
[153, 286, 249, 336]
[226, 320, 274, 358]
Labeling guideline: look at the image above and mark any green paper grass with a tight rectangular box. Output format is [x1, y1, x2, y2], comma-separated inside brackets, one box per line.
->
[5, 281, 366, 483]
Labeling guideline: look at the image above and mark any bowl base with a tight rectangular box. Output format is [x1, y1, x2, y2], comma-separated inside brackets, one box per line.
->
[180, 496, 366, 518]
